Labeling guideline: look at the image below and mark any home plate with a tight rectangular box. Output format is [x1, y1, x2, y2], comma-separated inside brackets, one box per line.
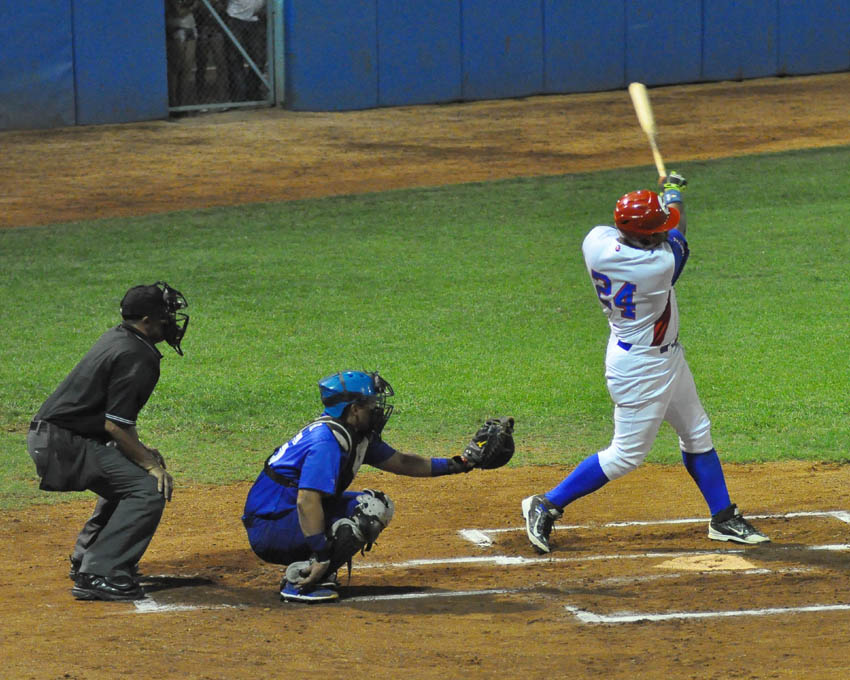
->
[655, 554, 757, 571]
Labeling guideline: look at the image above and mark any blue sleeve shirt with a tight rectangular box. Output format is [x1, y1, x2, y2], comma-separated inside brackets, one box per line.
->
[242, 421, 396, 520]
[667, 228, 689, 286]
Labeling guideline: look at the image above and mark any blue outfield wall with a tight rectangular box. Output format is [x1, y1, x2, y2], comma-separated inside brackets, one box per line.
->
[284, 0, 850, 111]
[544, 0, 625, 93]
[0, 1, 167, 130]
[461, 0, 544, 101]
[377, 1, 462, 107]
[0, 2, 75, 130]
[1, 0, 849, 127]
[73, 2, 169, 125]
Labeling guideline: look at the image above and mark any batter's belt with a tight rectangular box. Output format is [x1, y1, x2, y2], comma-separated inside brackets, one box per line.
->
[617, 338, 678, 354]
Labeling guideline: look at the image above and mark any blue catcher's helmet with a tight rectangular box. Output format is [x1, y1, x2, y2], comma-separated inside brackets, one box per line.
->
[318, 370, 394, 434]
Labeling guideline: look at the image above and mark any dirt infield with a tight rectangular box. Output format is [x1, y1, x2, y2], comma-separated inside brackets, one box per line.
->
[4, 72, 850, 228]
[2, 73, 850, 679]
[3, 464, 849, 679]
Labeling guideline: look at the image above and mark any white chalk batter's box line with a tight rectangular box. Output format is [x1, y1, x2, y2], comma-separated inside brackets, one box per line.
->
[457, 510, 850, 548]
[133, 590, 850, 624]
[359, 543, 850, 571]
[132, 510, 849, 617]
[564, 603, 850, 625]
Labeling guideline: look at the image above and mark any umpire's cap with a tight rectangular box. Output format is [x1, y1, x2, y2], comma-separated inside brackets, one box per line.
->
[120, 283, 169, 319]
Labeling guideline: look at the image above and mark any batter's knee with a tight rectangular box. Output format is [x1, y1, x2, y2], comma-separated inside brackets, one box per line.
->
[597, 445, 648, 480]
[678, 414, 713, 453]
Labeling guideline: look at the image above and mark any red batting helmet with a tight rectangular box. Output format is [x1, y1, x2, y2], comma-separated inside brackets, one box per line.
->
[613, 189, 679, 237]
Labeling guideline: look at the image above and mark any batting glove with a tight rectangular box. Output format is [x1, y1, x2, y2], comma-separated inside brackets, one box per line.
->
[661, 170, 686, 207]
[662, 171, 687, 191]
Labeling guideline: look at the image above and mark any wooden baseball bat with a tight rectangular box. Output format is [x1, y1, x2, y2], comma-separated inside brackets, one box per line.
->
[628, 82, 667, 179]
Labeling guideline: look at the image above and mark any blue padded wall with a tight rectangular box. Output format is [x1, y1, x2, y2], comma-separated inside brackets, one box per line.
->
[4, 0, 850, 126]
[625, 1, 702, 85]
[779, 0, 850, 74]
[703, 1, 777, 80]
[285, 0, 378, 110]
[0, 2, 75, 129]
[72, 1, 168, 125]
[461, 0, 544, 100]
[377, 1, 462, 106]
[544, 0, 625, 93]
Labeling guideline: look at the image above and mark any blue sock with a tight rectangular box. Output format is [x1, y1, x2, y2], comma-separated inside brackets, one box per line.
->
[681, 449, 731, 515]
[545, 453, 610, 509]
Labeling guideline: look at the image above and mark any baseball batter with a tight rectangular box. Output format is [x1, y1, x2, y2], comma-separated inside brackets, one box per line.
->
[522, 173, 769, 553]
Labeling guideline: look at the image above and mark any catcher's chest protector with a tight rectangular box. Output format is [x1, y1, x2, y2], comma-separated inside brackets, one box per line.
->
[263, 417, 366, 493]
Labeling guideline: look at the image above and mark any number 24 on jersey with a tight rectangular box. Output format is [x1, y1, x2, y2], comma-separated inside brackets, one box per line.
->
[591, 270, 636, 319]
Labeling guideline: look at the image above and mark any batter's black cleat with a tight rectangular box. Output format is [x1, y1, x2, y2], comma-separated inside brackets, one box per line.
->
[522, 494, 563, 554]
[71, 573, 146, 601]
[708, 504, 770, 545]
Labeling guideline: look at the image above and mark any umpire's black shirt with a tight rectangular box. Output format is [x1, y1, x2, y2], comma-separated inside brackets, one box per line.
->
[35, 322, 162, 443]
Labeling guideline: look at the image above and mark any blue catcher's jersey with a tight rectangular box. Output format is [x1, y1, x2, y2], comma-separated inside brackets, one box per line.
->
[243, 420, 396, 520]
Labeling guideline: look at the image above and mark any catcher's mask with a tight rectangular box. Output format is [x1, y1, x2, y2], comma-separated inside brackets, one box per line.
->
[614, 189, 679, 244]
[319, 370, 394, 435]
[120, 281, 189, 355]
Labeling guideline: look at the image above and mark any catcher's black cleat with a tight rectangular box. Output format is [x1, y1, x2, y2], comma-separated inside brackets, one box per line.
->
[522, 494, 563, 554]
[319, 570, 341, 589]
[708, 504, 770, 545]
[71, 573, 146, 601]
[280, 580, 339, 604]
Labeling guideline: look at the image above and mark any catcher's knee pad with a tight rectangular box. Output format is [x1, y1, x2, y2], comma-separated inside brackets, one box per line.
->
[354, 489, 395, 534]
[328, 490, 394, 572]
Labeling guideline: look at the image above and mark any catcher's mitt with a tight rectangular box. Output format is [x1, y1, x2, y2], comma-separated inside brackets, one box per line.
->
[461, 416, 515, 469]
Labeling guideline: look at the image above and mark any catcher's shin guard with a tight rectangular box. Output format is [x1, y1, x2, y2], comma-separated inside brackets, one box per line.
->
[328, 490, 394, 575]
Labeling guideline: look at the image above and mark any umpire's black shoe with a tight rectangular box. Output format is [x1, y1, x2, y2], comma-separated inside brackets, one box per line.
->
[69, 555, 141, 582]
[522, 494, 563, 554]
[69, 555, 81, 580]
[71, 573, 145, 601]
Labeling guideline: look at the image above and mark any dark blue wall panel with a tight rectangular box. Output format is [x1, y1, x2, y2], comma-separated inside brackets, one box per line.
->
[625, 1, 702, 85]
[4, 0, 850, 126]
[73, 1, 168, 125]
[703, 1, 777, 80]
[544, 0, 625, 93]
[0, 2, 75, 129]
[378, 1, 462, 106]
[779, 0, 850, 74]
[461, 0, 544, 100]
[285, 0, 378, 110]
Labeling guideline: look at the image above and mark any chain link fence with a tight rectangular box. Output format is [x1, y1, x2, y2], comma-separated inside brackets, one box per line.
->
[165, 0, 272, 113]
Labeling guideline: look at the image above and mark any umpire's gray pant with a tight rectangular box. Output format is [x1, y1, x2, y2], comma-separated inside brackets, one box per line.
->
[27, 421, 165, 579]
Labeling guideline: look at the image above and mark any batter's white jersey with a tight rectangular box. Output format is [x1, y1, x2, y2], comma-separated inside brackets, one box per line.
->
[582, 225, 710, 480]
[582, 225, 689, 347]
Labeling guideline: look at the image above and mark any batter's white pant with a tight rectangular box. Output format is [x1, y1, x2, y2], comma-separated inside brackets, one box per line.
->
[598, 336, 713, 480]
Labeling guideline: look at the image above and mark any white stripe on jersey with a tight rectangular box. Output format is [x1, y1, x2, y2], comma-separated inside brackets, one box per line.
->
[105, 413, 136, 426]
[582, 226, 680, 347]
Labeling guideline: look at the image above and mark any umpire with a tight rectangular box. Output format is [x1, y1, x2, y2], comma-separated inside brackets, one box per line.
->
[27, 282, 189, 601]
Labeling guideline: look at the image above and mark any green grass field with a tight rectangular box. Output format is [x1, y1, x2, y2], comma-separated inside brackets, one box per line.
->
[2, 147, 847, 508]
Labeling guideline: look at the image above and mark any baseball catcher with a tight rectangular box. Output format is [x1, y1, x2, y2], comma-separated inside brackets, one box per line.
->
[241, 370, 515, 603]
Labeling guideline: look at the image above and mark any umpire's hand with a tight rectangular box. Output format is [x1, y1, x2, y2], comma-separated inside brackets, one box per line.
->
[147, 465, 174, 501]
